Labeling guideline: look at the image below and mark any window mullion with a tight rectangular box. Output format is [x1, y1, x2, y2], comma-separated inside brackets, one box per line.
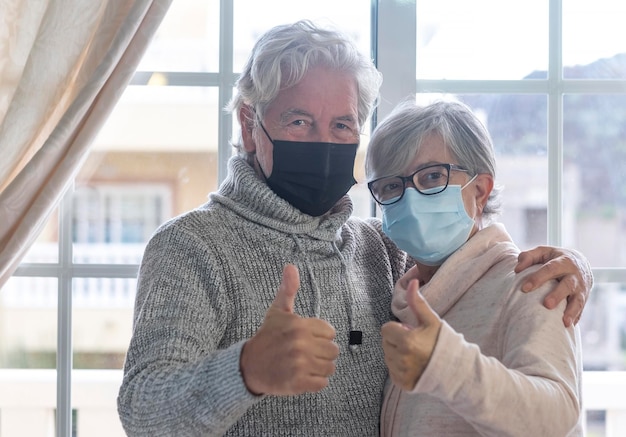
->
[217, 0, 235, 185]
[373, 0, 416, 218]
[375, 0, 416, 122]
[547, 0, 564, 246]
[57, 185, 74, 437]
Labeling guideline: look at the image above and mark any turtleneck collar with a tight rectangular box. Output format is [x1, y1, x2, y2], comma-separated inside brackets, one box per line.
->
[209, 156, 354, 241]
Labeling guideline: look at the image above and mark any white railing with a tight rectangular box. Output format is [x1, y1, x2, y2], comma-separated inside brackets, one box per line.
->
[0, 370, 624, 437]
[5, 243, 144, 308]
[19, 243, 145, 265]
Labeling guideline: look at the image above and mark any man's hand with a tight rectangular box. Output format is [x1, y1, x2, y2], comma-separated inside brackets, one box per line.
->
[240, 264, 339, 396]
[382, 279, 442, 391]
[515, 246, 594, 327]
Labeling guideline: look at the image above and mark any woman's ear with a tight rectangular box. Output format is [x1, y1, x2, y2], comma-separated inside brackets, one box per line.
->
[239, 104, 256, 153]
[473, 174, 494, 213]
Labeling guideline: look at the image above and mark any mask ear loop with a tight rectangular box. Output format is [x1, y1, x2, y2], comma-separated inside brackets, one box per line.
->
[256, 117, 275, 145]
[252, 112, 274, 181]
[460, 174, 478, 191]
[255, 156, 270, 181]
[461, 174, 484, 224]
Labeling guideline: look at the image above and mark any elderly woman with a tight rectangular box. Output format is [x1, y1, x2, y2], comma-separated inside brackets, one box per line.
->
[366, 100, 582, 436]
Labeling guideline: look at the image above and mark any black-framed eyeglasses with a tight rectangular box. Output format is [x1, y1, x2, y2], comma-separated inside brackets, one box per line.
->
[367, 163, 469, 205]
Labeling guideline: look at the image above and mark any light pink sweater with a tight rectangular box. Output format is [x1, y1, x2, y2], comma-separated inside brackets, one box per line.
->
[381, 224, 583, 437]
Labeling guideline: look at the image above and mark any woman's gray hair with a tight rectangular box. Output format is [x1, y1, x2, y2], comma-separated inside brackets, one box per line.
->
[227, 20, 383, 160]
[365, 99, 502, 221]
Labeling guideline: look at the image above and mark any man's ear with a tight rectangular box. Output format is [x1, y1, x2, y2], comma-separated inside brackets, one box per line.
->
[474, 174, 494, 212]
[239, 104, 256, 153]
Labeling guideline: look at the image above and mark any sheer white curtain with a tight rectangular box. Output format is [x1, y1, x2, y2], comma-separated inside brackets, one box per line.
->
[0, 0, 172, 287]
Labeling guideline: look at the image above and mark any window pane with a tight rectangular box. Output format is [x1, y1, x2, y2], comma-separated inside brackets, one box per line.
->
[1, 279, 57, 437]
[92, 86, 219, 155]
[564, 94, 626, 267]
[137, 0, 220, 72]
[72, 276, 131, 435]
[579, 282, 626, 371]
[0, 277, 57, 368]
[416, 0, 548, 80]
[416, 93, 548, 249]
[72, 278, 135, 369]
[233, 0, 371, 73]
[563, 0, 626, 79]
[76, 86, 219, 263]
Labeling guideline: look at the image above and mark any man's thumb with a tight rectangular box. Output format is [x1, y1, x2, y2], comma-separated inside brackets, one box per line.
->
[272, 264, 300, 313]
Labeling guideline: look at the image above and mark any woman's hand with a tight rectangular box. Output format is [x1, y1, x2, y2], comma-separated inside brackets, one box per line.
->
[382, 279, 442, 390]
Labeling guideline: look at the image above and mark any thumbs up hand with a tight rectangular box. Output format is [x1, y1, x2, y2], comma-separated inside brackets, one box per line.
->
[381, 279, 442, 391]
[240, 264, 339, 396]
[270, 262, 300, 313]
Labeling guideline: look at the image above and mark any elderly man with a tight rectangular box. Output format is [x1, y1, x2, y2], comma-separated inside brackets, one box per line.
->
[117, 20, 592, 436]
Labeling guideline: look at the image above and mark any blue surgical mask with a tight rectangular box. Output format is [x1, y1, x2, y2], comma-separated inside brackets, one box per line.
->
[382, 176, 477, 266]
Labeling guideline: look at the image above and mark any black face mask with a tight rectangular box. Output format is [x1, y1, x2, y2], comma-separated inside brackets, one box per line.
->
[258, 123, 358, 217]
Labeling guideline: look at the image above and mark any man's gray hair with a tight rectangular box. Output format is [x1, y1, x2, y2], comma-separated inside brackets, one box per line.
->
[365, 99, 503, 221]
[227, 20, 383, 160]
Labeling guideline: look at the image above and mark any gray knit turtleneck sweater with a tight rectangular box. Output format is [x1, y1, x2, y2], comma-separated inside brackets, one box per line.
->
[117, 156, 409, 436]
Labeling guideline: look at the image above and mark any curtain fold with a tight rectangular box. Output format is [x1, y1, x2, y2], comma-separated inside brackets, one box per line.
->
[0, 0, 173, 288]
